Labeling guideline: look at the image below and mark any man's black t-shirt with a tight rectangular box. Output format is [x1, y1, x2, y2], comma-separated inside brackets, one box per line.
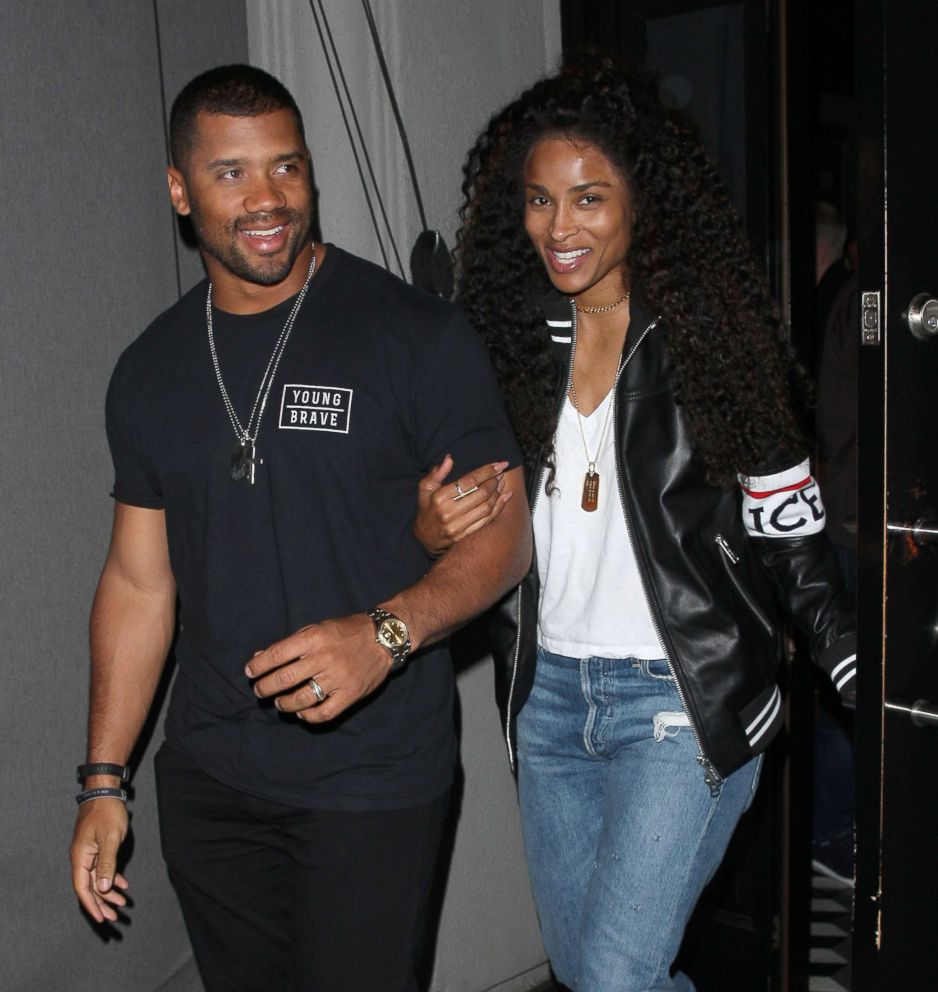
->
[106, 245, 521, 810]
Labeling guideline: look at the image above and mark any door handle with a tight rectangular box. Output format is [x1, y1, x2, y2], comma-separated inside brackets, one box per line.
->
[885, 699, 938, 728]
[887, 519, 938, 545]
[905, 293, 938, 340]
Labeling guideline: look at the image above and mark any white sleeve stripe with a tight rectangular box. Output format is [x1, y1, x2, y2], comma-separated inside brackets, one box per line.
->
[830, 654, 856, 681]
[546, 319, 572, 327]
[835, 668, 857, 692]
[741, 474, 826, 538]
[550, 334, 572, 343]
[748, 692, 782, 746]
[745, 686, 781, 735]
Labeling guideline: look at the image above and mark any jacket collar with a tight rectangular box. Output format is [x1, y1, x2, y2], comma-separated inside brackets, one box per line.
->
[538, 288, 667, 389]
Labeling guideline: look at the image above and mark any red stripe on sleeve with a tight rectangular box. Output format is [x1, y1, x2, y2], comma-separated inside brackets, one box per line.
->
[740, 476, 812, 499]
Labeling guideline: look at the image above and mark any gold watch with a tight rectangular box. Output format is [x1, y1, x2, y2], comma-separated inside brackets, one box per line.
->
[365, 607, 412, 671]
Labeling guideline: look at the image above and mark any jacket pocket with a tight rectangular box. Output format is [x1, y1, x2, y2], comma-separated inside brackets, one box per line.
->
[714, 533, 776, 638]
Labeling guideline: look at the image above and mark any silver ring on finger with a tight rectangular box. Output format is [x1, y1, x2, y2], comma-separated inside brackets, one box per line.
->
[452, 482, 479, 501]
[307, 677, 326, 703]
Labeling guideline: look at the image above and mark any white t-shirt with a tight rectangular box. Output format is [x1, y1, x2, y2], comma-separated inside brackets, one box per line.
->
[533, 391, 664, 660]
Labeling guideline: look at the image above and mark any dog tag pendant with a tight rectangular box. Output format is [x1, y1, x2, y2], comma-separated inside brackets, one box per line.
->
[231, 442, 258, 484]
[581, 468, 600, 512]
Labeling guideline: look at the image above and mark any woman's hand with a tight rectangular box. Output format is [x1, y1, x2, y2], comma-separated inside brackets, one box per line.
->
[415, 455, 513, 557]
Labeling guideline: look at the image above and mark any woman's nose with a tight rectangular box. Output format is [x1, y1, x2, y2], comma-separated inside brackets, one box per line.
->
[548, 204, 578, 241]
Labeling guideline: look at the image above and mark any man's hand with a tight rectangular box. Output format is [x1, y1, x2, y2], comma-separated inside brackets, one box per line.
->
[414, 456, 512, 557]
[70, 799, 130, 923]
[246, 614, 392, 723]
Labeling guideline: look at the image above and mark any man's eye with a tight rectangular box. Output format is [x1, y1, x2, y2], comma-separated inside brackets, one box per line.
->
[221, 169, 243, 180]
[275, 163, 298, 175]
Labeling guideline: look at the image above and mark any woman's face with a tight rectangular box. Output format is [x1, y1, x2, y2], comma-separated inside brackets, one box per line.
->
[523, 137, 633, 304]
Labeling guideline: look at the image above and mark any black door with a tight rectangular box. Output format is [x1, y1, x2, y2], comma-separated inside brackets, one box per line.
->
[853, 0, 938, 988]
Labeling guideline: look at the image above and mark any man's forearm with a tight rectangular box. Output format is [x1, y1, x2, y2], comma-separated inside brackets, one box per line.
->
[84, 568, 176, 782]
[247, 468, 530, 722]
[384, 466, 531, 651]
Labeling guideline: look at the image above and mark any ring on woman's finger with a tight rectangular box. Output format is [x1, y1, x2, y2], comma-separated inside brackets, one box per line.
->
[452, 482, 479, 501]
[307, 677, 326, 703]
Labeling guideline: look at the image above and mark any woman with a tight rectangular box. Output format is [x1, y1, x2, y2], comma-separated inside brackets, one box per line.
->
[416, 59, 855, 991]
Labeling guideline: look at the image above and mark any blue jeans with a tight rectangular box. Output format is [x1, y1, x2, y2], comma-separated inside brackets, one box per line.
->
[517, 648, 762, 992]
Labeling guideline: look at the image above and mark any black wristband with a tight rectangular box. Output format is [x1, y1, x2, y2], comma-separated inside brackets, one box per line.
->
[76, 787, 128, 806]
[77, 762, 130, 784]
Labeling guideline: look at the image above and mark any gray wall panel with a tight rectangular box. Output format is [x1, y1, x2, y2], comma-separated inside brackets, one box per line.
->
[155, 0, 251, 293]
[0, 3, 246, 989]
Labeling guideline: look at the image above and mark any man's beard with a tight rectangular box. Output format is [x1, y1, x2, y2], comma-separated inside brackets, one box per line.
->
[190, 205, 311, 287]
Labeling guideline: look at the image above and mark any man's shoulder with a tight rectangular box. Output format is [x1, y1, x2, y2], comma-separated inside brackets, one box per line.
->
[326, 245, 462, 330]
[139, 278, 208, 343]
[117, 278, 208, 368]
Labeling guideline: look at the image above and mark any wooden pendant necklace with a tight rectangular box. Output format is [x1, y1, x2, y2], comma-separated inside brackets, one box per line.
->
[568, 291, 630, 512]
[569, 365, 623, 512]
[205, 248, 317, 484]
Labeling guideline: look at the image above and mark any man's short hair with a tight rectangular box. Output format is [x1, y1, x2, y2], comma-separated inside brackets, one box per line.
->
[169, 64, 306, 170]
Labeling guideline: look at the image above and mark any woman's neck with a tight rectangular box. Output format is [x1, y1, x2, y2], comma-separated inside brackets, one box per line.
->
[569, 309, 630, 415]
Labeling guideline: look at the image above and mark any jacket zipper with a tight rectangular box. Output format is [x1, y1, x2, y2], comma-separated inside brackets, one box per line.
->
[714, 533, 774, 637]
[592, 302, 724, 795]
[506, 304, 724, 793]
[503, 326, 577, 769]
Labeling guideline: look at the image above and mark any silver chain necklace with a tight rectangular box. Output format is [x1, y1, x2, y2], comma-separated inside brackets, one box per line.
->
[205, 248, 317, 484]
[569, 361, 624, 512]
[568, 295, 653, 512]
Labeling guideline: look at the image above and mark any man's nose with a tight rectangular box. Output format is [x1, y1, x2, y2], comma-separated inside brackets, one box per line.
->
[244, 175, 286, 215]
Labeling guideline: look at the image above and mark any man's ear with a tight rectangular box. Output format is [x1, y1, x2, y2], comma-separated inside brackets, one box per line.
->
[167, 166, 191, 217]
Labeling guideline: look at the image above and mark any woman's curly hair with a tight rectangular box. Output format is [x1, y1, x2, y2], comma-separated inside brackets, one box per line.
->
[456, 57, 807, 483]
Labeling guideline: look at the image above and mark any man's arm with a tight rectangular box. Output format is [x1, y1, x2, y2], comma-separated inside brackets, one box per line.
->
[70, 503, 176, 922]
[246, 466, 531, 722]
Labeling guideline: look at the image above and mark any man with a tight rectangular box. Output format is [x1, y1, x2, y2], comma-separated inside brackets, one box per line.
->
[69, 64, 530, 992]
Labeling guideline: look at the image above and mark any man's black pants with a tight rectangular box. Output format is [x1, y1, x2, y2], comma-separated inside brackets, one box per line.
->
[155, 743, 449, 992]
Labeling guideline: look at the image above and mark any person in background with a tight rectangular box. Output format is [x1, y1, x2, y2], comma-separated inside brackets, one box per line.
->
[813, 200, 853, 375]
[811, 200, 858, 886]
[416, 59, 856, 991]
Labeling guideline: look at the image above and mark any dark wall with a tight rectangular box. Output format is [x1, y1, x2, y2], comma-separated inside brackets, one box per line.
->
[0, 4, 246, 989]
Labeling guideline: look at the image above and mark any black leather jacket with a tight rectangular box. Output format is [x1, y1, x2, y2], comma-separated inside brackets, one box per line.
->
[489, 295, 856, 789]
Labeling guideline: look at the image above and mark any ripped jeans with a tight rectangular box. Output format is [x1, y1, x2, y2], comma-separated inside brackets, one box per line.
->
[517, 648, 762, 992]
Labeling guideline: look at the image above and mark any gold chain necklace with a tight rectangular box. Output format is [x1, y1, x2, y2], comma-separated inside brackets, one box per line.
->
[575, 290, 630, 315]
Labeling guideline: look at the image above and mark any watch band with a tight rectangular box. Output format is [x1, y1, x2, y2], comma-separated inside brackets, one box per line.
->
[365, 606, 412, 671]
[77, 762, 131, 783]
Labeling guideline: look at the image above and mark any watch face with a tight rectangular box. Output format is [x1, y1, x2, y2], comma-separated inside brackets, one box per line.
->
[379, 618, 408, 649]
